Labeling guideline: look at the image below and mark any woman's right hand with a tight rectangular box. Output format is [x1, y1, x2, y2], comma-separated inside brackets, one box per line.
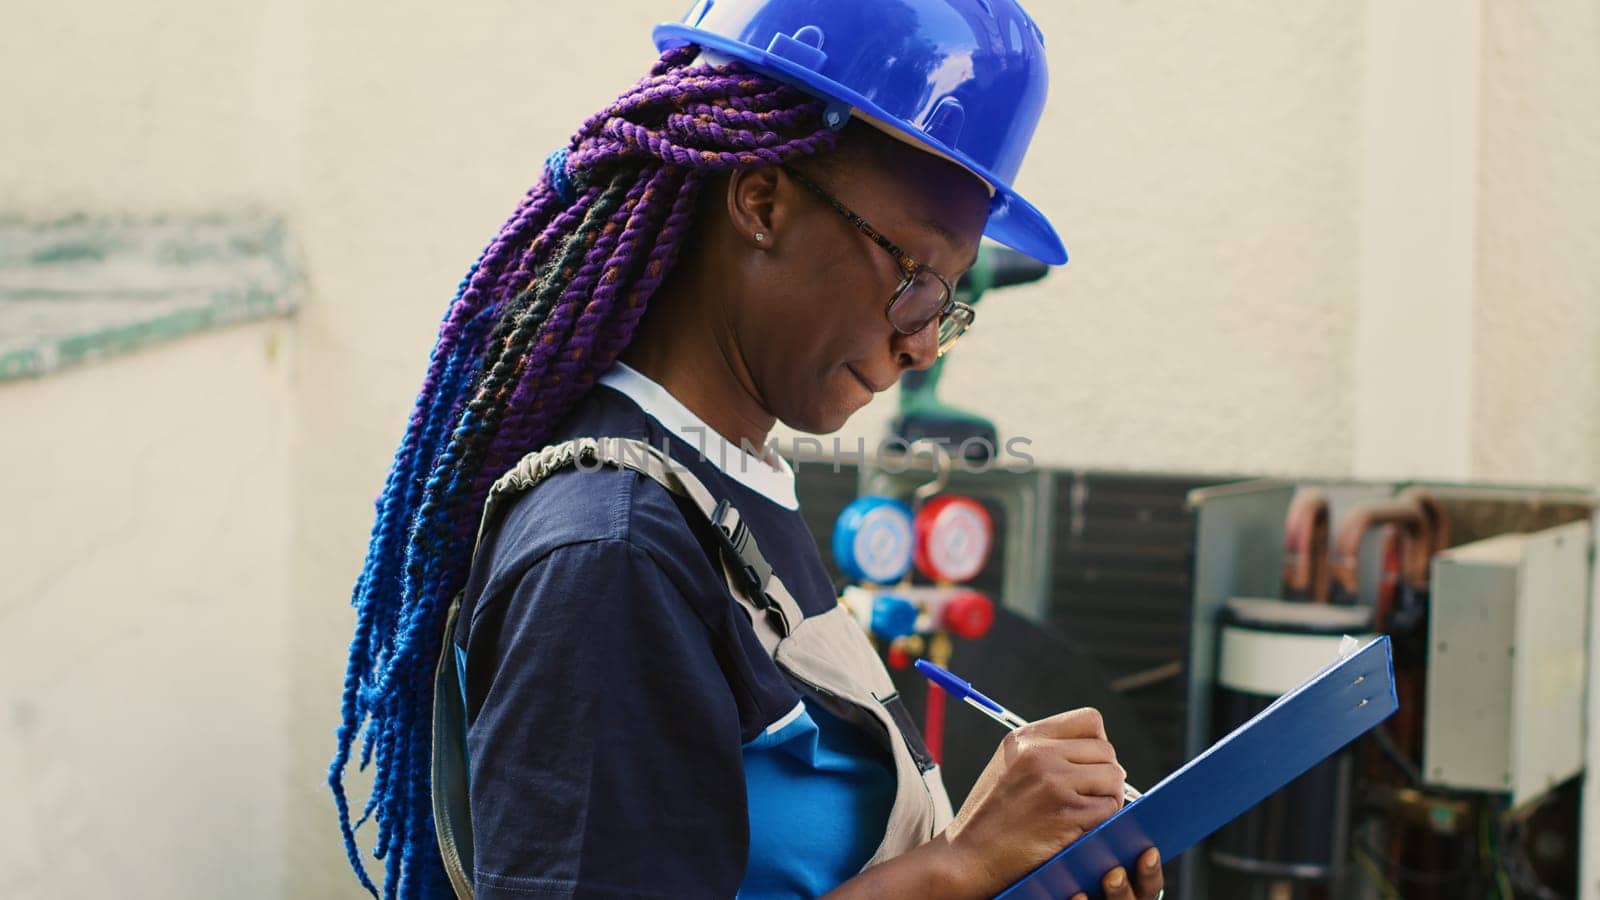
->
[823, 706, 1162, 900]
[940, 706, 1132, 895]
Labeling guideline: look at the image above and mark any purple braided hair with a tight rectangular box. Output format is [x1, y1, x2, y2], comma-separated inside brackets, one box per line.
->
[331, 45, 841, 898]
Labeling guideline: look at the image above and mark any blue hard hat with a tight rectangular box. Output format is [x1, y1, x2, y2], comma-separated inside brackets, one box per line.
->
[654, 0, 1066, 265]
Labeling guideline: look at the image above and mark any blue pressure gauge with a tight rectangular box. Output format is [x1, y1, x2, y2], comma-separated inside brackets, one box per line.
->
[832, 496, 915, 584]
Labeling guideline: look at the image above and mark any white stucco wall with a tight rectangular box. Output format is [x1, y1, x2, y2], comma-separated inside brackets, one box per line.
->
[4, 2, 305, 898]
[1473, 0, 1600, 486]
[4, 1, 1597, 898]
[0, 321, 295, 900]
[0, 0, 304, 214]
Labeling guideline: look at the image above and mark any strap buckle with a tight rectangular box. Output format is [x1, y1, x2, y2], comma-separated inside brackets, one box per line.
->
[711, 499, 772, 597]
[710, 499, 790, 634]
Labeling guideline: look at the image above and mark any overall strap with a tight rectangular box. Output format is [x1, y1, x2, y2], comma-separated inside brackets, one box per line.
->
[432, 597, 475, 898]
[432, 437, 807, 896]
[480, 437, 804, 646]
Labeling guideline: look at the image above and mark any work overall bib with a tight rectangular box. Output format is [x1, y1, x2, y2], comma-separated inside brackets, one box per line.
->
[431, 437, 955, 898]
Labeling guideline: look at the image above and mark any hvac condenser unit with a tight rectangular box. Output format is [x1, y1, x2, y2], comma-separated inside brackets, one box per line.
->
[1423, 520, 1591, 804]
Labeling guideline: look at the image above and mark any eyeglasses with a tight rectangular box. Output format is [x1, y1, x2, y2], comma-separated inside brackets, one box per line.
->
[781, 166, 975, 357]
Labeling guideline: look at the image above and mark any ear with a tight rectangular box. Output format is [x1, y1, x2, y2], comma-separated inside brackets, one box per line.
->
[726, 167, 783, 251]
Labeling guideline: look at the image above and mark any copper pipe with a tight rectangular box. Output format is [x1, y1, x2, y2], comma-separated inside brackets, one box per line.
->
[1329, 498, 1435, 598]
[1282, 489, 1331, 603]
[1374, 526, 1403, 635]
[1398, 486, 1451, 555]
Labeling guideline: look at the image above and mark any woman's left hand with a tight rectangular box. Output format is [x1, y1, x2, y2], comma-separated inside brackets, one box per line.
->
[1068, 847, 1163, 900]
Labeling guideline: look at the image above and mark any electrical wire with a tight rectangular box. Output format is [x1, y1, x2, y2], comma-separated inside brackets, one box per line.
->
[1356, 836, 1474, 888]
[1368, 724, 1423, 787]
[1353, 847, 1404, 900]
[1480, 803, 1494, 900]
[1498, 795, 1566, 900]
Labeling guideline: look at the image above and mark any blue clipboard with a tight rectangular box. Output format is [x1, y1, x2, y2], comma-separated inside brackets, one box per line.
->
[999, 636, 1398, 899]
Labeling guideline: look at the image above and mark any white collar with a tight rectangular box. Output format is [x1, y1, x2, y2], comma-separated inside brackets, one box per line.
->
[597, 362, 799, 510]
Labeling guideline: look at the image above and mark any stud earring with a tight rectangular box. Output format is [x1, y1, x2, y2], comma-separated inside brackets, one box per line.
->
[754, 232, 766, 243]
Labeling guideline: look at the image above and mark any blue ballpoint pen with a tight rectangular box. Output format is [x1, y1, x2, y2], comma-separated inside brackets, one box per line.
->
[913, 658, 1143, 803]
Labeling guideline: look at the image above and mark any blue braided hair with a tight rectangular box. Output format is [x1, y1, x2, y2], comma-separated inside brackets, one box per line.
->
[328, 47, 839, 898]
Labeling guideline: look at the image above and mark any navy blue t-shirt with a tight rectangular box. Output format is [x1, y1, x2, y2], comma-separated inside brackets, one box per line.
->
[453, 364, 895, 898]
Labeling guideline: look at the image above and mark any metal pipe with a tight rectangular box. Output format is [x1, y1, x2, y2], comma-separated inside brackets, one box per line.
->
[1328, 498, 1435, 600]
[1398, 486, 1452, 555]
[1282, 489, 1332, 603]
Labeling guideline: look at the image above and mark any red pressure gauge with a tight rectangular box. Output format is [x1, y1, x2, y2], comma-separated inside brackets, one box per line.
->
[913, 495, 994, 583]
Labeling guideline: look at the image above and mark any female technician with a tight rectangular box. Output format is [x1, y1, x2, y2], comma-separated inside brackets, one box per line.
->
[331, 2, 1164, 898]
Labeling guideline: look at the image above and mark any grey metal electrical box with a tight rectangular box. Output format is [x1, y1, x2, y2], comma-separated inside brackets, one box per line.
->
[1424, 521, 1591, 804]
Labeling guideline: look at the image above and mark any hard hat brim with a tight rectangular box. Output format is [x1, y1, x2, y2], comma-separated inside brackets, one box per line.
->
[654, 23, 1068, 266]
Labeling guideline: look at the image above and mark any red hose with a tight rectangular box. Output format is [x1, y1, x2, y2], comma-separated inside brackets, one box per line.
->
[925, 684, 946, 765]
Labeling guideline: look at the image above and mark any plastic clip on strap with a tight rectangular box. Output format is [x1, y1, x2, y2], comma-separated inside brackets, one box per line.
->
[711, 498, 789, 635]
